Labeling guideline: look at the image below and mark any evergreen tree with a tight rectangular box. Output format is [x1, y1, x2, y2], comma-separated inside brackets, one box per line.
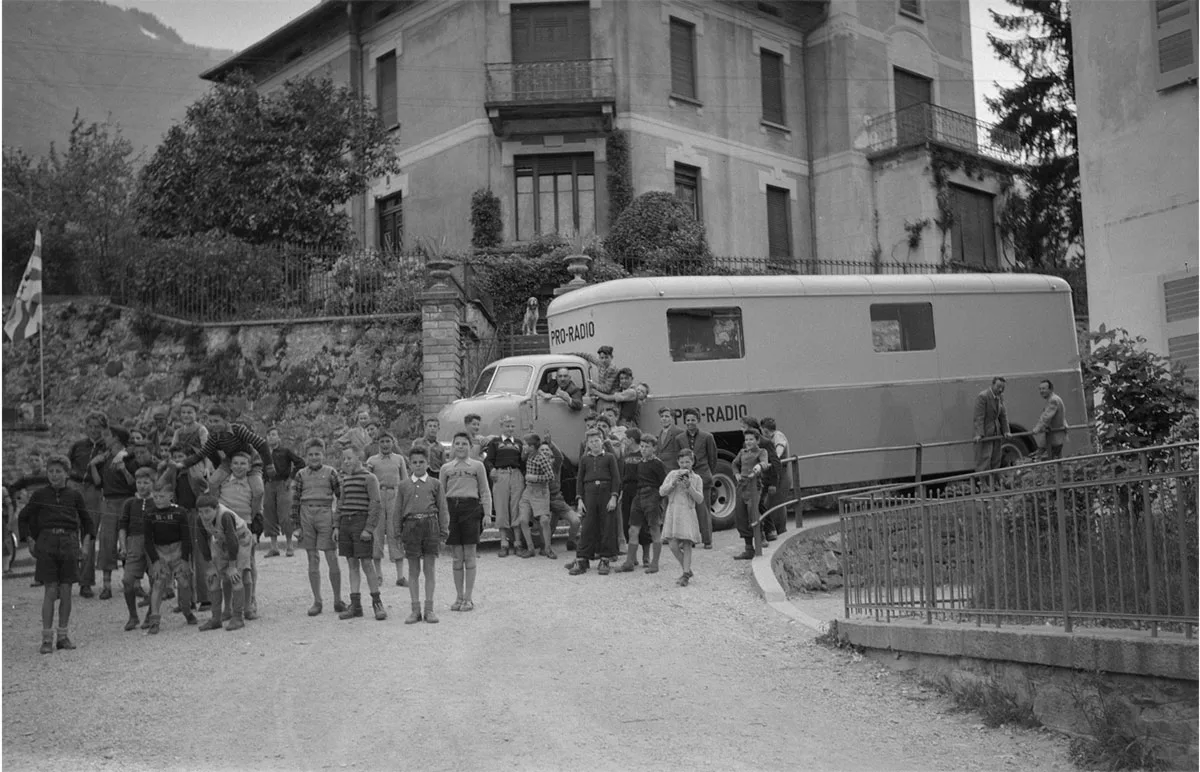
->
[986, 0, 1082, 271]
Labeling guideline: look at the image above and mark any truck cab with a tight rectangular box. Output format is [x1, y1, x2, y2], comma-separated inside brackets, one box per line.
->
[436, 353, 595, 498]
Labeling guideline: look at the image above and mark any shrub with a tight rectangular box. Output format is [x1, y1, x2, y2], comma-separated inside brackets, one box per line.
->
[606, 130, 633, 226]
[605, 191, 711, 273]
[470, 189, 502, 250]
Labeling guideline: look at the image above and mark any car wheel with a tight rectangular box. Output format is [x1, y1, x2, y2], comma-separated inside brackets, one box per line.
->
[709, 460, 738, 530]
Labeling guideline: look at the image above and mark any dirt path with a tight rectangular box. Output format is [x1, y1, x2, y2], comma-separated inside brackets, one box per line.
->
[3, 528, 1072, 772]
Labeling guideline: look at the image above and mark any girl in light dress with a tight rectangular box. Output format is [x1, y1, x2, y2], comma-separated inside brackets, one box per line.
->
[659, 448, 704, 586]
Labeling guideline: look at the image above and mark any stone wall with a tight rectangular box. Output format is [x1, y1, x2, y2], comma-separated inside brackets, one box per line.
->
[2, 299, 425, 466]
[773, 524, 844, 594]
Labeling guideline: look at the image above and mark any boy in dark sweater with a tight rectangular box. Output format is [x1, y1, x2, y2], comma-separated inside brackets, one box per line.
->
[18, 456, 94, 654]
[616, 436, 667, 574]
[569, 430, 621, 576]
[169, 446, 209, 611]
[118, 468, 155, 631]
[335, 447, 386, 621]
[144, 483, 198, 633]
[732, 430, 769, 561]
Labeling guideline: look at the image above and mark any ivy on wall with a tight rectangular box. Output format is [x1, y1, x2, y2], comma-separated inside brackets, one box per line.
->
[606, 129, 632, 227]
[929, 147, 1016, 263]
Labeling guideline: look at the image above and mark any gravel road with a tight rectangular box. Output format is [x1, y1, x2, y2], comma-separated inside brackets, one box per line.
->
[3, 527, 1072, 772]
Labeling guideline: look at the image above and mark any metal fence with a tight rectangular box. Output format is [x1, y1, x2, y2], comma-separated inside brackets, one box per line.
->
[839, 443, 1199, 637]
[109, 241, 427, 324]
[864, 102, 1022, 166]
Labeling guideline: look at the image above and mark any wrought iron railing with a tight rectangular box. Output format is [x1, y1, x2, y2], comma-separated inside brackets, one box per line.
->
[484, 58, 615, 105]
[838, 443, 1199, 637]
[864, 103, 1022, 165]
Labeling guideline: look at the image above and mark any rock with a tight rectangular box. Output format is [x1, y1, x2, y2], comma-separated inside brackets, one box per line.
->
[104, 360, 124, 377]
[825, 575, 845, 590]
[800, 570, 824, 591]
[824, 552, 842, 575]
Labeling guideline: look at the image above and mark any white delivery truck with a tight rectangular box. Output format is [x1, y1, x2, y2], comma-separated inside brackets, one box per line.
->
[436, 274, 1086, 528]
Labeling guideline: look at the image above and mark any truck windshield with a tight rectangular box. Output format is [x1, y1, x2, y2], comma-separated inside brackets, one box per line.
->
[477, 365, 533, 396]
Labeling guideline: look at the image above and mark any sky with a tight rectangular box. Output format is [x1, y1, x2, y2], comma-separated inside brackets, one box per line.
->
[114, 0, 1023, 123]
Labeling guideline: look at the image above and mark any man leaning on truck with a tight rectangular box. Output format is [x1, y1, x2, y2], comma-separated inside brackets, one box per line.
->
[665, 408, 717, 549]
[973, 376, 1010, 472]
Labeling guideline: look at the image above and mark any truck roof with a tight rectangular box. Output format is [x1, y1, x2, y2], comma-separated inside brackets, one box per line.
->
[548, 273, 1071, 314]
[481, 354, 590, 368]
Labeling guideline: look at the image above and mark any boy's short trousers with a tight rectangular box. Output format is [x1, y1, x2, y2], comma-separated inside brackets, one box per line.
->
[122, 534, 147, 590]
[549, 493, 574, 519]
[33, 530, 81, 585]
[445, 497, 482, 547]
[517, 484, 550, 524]
[337, 513, 373, 559]
[210, 528, 254, 575]
[298, 502, 335, 551]
[150, 541, 193, 584]
[401, 515, 440, 558]
[630, 491, 664, 529]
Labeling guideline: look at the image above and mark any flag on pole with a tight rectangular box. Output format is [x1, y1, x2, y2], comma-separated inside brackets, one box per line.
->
[4, 230, 43, 344]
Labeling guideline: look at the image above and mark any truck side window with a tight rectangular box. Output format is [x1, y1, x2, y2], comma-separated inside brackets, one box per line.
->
[667, 307, 745, 362]
[538, 367, 586, 394]
[870, 303, 935, 352]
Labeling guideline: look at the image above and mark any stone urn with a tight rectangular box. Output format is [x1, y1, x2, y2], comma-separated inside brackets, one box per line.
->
[426, 256, 455, 289]
[562, 253, 592, 289]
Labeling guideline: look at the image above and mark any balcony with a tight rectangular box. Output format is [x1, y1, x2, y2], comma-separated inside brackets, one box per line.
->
[864, 103, 1022, 167]
[484, 58, 616, 136]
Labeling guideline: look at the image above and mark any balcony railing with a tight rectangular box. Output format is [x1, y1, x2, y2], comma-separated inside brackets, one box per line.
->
[485, 58, 615, 106]
[865, 103, 1021, 165]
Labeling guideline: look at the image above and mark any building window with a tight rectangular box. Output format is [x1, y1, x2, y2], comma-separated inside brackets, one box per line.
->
[949, 185, 997, 268]
[766, 185, 792, 260]
[760, 49, 785, 125]
[667, 307, 745, 362]
[514, 154, 596, 240]
[674, 163, 702, 223]
[898, 0, 922, 19]
[376, 50, 398, 128]
[1155, 0, 1198, 90]
[377, 192, 403, 252]
[870, 303, 936, 352]
[669, 17, 697, 100]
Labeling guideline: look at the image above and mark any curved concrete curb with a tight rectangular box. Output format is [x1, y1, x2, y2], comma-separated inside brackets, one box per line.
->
[750, 526, 837, 633]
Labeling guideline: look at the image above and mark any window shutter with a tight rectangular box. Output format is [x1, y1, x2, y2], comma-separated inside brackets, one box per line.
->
[899, 0, 921, 17]
[376, 51, 397, 127]
[1156, 0, 1198, 89]
[1164, 275, 1199, 322]
[766, 186, 792, 259]
[674, 163, 701, 222]
[760, 50, 785, 125]
[670, 19, 696, 99]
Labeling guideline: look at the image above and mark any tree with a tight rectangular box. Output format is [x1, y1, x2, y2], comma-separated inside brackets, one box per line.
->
[135, 72, 401, 246]
[2, 113, 137, 293]
[987, 1, 1081, 270]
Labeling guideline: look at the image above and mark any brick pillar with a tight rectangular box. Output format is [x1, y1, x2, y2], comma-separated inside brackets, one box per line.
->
[419, 263, 465, 420]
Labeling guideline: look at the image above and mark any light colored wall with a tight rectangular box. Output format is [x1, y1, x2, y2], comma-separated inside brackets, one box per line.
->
[1073, 0, 1199, 353]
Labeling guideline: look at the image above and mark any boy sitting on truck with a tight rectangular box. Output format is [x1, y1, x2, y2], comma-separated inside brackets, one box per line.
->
[732, 430, 769, 561]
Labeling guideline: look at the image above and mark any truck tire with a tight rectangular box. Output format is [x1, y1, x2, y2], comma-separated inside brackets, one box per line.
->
[999, 426, 1036, 467]
[709, 460, 738, 531]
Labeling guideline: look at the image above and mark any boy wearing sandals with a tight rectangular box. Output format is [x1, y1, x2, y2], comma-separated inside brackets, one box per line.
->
[395, 447, 447, 624]
[615, 435, 666, 574]
[143, 482, 198, 633]
[439, 432, 491, 612]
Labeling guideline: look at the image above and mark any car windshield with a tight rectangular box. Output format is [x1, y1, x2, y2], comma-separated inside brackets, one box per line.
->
[479, 365, 533, 396]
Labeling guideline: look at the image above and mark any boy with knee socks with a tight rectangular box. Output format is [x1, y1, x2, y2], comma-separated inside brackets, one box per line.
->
[335, 447, 386, 621]
[195, 495, 254, 632]
[143, 482, 197, 633]
[395, 448, 446, 623]
[118, 468, 155, 631]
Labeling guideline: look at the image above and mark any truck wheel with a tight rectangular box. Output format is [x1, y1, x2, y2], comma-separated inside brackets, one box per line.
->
[709, 460, 738, 531]
[999, 435, 1034, 467]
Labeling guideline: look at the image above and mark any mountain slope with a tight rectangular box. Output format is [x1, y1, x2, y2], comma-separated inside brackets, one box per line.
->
[2, 0, 234, 158]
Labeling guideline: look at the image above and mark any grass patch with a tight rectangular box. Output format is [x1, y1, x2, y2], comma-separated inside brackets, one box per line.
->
[923, 675, 1041, 730]
[1067, 687, 1165, 771]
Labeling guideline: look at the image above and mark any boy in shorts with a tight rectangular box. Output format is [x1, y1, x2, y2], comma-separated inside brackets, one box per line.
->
[516, 433, 555, 559]
[366, 432, 409, 587]
[335, 447, 386, 621]
[394, 447, 446, 624]
[439, 432, 491, 611]
[291, 439, 346, 616]
[143, 482, 198, 633]
[616, 435, 667, 574]
[541, 437, 581, 554]
[194, 495, 254, 632]
[118, 468, 155, 631]
[18, 456, 94, 653]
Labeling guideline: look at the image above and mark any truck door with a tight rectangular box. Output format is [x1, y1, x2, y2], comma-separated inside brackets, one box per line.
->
[532, 364, 588, 493]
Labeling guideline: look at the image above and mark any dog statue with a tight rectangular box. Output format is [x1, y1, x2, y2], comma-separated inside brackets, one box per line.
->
[522, 296, 539, 336]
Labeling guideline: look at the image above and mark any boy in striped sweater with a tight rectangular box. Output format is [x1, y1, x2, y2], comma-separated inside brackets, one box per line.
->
[336, 447, 386, 621]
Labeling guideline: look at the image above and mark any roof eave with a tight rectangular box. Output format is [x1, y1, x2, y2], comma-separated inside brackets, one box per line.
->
[199, 0, 349, 82]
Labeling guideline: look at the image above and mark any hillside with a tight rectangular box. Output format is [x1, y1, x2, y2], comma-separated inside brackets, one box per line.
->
[2, 0, 234, 158]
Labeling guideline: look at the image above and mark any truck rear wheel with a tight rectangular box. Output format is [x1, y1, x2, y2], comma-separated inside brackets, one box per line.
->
[709, 460, 738, 531]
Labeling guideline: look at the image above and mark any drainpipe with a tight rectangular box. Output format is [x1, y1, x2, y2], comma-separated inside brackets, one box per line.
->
[348, 2, 366, 244]
[802, 30, 819, 272]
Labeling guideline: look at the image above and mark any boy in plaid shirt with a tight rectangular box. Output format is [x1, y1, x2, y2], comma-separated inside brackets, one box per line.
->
[516, 433, 556, 560]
